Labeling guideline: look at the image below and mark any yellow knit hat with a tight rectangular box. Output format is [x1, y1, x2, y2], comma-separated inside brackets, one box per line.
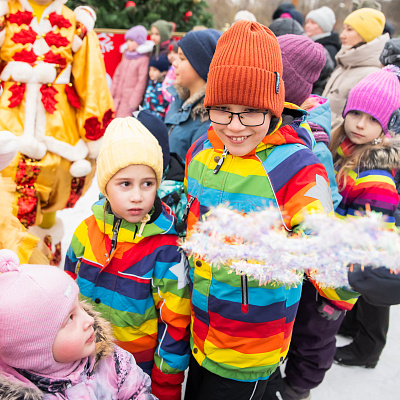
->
[96, 117, 163, 195]
[344, 8, 385, 43]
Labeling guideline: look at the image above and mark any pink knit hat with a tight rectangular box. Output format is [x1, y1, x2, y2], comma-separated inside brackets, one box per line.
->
[277, 34, 326, 106]
[0, 250, 82, 377]
[343, 65, 400, 135]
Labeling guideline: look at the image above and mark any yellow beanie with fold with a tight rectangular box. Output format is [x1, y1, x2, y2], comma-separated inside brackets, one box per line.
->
[344, 8, 385, 43]
[96, 117, 163, 195]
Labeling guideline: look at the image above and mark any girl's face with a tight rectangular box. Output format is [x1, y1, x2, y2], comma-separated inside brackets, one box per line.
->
[173, 47, 202, 89]
[53, 299, 95, 363]
[210, 104, 272, 156]
[304, 19, 324, 37]
[344, 110, 383, 145]
[340, 24, 364, 47]
[150, 26, 161, 45]
[149, 66, 161, 81]
[105, 164, 157, 224]
[168, 50, 178, 65]
[126, 39, 139, 52]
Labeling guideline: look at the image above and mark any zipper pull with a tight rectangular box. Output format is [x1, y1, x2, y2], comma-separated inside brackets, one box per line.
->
[182, 196, 195, 224]
[213, 147, 228, 174]
[110, 218, 121, 256]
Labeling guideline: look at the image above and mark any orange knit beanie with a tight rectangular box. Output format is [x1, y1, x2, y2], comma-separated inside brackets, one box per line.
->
[205, 20, 285, 118]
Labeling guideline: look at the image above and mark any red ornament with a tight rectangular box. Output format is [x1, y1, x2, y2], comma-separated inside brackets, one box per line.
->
[40, 84, 58, 114]
[65, 84, 81, 109]
[125, 1, 136, 7]
[8, 83, 26, 108]
[84, 116, 102, 140]
[183, 10, 193, 22]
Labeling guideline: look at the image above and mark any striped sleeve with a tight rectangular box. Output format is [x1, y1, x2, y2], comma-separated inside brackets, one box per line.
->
[64, 219, 89, 279]
[152, 246, 191, 375]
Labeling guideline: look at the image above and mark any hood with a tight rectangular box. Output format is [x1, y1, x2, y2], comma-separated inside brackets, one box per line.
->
[335, 34, 389, 68]
[207, 103, 315, 155]
[0, 303, 114, 400]
[306, 95, 332, 139]
[363, 138, 400, 170]
[316, 32, 341, 51]
[92, 196, 177, 241]
[170, 84, 209, 123]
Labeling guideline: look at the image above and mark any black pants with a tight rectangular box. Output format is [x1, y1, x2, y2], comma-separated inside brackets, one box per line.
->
[184, 355, 269, 400]
[340, 296, 390, 362]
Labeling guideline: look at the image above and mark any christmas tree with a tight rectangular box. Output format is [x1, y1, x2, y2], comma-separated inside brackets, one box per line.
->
[66, 0, 214, 31]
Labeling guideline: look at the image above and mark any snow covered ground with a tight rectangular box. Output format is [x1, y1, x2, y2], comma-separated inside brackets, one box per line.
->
[58, 176, 400, 400]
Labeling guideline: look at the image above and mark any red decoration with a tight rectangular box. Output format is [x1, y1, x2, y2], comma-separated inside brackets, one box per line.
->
[15, 156, 41, 228]
[11, 27, 37, 45]
[84, 117, 102, 140]
[8, 10, 34, 26]
[125, 1, 136, 7]
[13, 49, 37, 64]
[66, 177, 86, 208]
[65, 84, 81, 109]
[48, 12, 72, 29]
[40, 84, 58, 114]
[183, 11, 193, 22]
[8, 83, 26, 108]
[43, 51, 67, 68]
[44, 31, 70, 48]
[102, 109, 114, 133]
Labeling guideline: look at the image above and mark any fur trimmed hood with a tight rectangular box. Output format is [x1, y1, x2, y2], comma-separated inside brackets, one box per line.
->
[363, 137, 400, 170]
[0, 302, 115, 400]
[174, 84, 208, 122]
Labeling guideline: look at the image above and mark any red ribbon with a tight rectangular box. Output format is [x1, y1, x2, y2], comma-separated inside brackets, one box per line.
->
[8, 10, 34, 26]
[65, 84, 81, 109]
[8, 83, 26, 108]
[11, 26, 37, 45]
[44, 31, 70, 48]
[48, 12, 72, 29]
[40, 84, 58, 114]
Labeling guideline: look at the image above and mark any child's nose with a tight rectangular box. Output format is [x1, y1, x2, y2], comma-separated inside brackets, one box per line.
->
[227, 114, 246, 131]
[129, 188, 143, 202]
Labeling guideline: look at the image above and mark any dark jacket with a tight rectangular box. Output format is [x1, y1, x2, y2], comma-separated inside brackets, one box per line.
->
[312, 48, 335, 96]
[315, 32, 341, 66]
[165, 84, 211, 162]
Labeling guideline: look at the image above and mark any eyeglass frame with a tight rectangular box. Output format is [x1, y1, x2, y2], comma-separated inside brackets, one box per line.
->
[206, 107, 270, 127]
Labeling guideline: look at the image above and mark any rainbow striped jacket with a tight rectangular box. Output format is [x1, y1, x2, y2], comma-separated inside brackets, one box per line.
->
[64, 198, 191, 378]
[183, 107, 359, 382]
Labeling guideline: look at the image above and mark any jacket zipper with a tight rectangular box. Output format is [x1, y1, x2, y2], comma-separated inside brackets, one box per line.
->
[109, 217, 122, 257]
[213, 147, 229, 174]
[241, 274, 249, 314]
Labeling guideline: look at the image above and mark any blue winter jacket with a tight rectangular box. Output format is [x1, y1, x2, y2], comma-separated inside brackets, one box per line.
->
[165, 85, 211, 162]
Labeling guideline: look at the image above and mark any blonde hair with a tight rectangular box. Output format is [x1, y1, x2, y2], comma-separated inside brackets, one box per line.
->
[329, 122, 392, 190]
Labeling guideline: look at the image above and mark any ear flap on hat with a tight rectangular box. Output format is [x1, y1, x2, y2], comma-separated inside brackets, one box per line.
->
[388, 108, 400, 135]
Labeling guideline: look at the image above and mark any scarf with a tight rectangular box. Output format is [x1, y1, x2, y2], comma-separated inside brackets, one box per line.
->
[125, 51, 146, 60]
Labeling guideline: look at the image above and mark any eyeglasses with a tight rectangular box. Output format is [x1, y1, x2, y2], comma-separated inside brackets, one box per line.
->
[207, 108, 269, 127]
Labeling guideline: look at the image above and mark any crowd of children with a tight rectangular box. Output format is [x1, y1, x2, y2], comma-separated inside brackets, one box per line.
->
[1, 6, 400, 400]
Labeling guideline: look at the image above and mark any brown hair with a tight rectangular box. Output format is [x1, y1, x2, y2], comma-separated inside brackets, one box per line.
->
[329, 122, 391, 190]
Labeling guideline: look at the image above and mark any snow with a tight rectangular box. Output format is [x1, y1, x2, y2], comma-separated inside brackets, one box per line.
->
[58, 175, 400, 399]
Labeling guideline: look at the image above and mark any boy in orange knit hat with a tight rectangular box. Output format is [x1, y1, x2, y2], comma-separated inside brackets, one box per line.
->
[183, 21, 359, 400]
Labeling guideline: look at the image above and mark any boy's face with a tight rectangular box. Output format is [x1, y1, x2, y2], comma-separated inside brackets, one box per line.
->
[126, 39, 139, 52]
[210, 104, 272, 156]
[173, 47, 203, 89]
[149, 66, 161, 81]
[105, 164, 157, 224]
[52, 299, 95, 363]
[150, 26, 161, 45]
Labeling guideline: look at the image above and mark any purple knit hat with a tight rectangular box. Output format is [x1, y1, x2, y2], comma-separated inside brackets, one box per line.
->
[277, 34, 326, 106]
[343, 65, 400, 135]
[125, 25, 147, 45]
[0, 250, 82, 378]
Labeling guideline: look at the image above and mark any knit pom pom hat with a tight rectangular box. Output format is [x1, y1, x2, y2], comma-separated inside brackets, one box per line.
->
[343, 8, 385, 43]
[278, 34, 326, 106]
[343, 65, 400, 135]
[306, 6, 336, 33]
[96, 117, 163, 195]
[125, 25, 147, 45]
[205, 21, 285, 118]
[0, 249, 81, 377]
